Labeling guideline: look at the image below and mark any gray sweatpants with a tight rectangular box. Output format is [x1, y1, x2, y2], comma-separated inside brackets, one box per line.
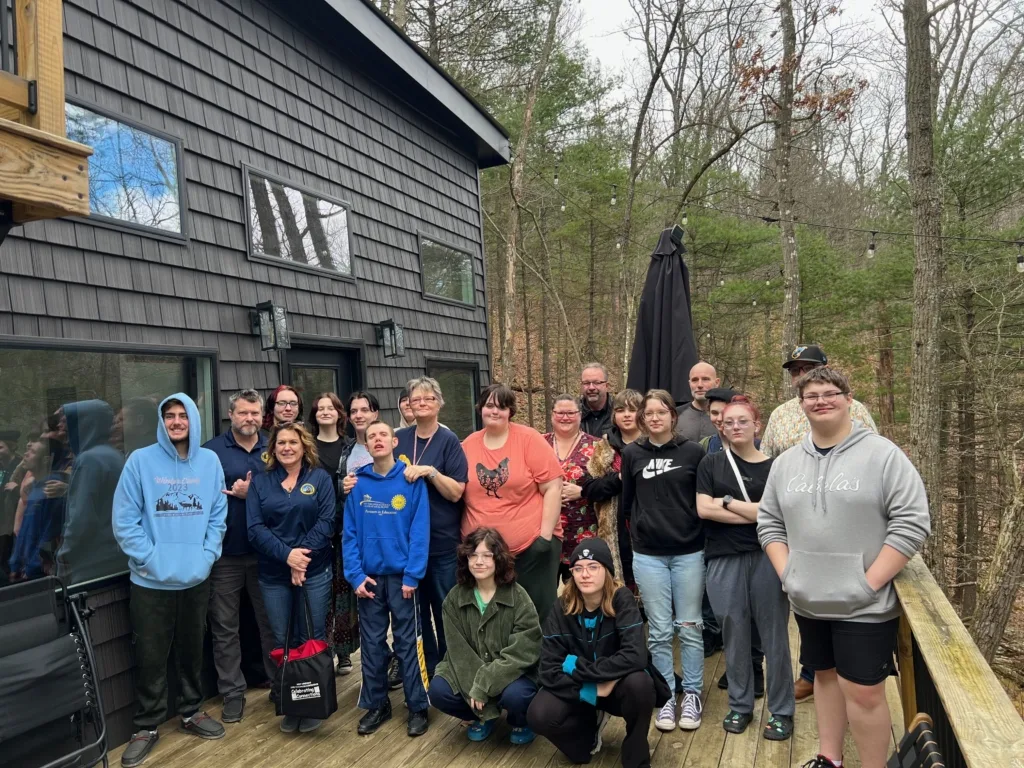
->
[706, 550, 795, 717]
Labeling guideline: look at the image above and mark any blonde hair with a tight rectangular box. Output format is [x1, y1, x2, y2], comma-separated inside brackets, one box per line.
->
[265, 421, 319, 470]
[561, 567, 619, 617]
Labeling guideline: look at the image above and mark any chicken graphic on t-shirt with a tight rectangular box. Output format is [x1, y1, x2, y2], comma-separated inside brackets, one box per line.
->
[476, 458, 509, 498]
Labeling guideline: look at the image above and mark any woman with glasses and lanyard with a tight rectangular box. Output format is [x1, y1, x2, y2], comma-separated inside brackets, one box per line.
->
[393, 376, 468, 677]
[263, 386, 303, 430]
[543, 395, 599, 582]
[696, 395, 794, 740]
[621, 389, 707, 733]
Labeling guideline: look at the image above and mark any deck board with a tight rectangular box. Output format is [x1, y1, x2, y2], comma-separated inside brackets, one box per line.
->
[111, 619, 899, 768]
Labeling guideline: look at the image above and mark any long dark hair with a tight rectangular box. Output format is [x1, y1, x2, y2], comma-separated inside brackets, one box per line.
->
[456, 527, 516, 587]
[309, 392, 348, 438]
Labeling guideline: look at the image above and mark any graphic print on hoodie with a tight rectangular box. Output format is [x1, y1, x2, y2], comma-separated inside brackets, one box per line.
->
[757, 423, 931, 622]
[342, 460, 430, 589]
[620, 436, 706, 556]
[112, 393, 227, 590]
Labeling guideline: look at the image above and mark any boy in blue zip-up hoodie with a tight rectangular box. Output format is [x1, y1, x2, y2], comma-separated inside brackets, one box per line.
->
[112, 393, 228, 760]
[343, 420, 431, 737]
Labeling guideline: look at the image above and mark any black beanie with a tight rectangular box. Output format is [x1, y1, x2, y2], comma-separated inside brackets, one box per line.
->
[569, 538, 615, 575]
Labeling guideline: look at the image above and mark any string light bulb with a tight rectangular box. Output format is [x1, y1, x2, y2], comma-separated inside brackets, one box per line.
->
[616, 241, 621, 250]
[1017, 242, 1024, 273]
[752, 300, 758, 307]
[560, 202, 566, 212]
[611, 185, 617, 206]
[682, 209, 688, 227]
[554, 164, 559, 187]
[719, 279, 725, 286]
[867, 231, 878, 259]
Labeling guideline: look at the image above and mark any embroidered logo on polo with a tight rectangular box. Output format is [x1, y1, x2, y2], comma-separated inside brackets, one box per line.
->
[261, 451, 270, 463]
[300, 483, 316, 495]
[641, 458, 681, 479]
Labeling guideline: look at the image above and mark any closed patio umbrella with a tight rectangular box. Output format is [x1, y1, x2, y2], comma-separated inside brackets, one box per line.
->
[626, 225, 699, 406]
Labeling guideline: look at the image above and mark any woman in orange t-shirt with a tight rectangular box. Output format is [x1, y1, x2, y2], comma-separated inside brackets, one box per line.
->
[462, 383, 563, 621]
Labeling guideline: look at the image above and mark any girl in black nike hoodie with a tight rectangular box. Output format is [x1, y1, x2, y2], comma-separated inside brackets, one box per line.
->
[619, 389, 706, 731]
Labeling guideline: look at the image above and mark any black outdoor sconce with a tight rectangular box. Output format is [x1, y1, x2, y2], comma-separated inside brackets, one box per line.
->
[250, 301, 291, 350]
[376, 318, 406, 358]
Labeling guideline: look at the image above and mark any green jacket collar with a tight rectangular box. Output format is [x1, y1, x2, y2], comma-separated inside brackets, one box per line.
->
[455, 582, 516, 609]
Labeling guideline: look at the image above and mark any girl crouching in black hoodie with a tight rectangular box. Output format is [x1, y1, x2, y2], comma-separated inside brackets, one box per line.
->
[527, 539, 671, 768]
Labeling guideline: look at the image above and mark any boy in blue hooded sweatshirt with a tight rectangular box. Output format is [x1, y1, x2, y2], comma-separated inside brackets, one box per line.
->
[112, 394, 228, 768]
[343, 420, 430, 738]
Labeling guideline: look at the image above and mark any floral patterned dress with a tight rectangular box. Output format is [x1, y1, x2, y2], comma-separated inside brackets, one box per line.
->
[543, 431, 599, 565]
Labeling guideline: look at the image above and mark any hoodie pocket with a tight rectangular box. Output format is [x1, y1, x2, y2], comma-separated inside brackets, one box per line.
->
[138, 543, 212, 588]
[783, 550, 876, 617]
[363, 536, 405, 574]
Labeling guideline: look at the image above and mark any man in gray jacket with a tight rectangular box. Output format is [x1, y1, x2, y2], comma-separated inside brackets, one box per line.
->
[757, 367, 929, 768]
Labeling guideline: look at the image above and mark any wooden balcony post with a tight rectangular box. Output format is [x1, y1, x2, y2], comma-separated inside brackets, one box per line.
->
[896, 614, 917, 730]
[15, 0, 66, 136]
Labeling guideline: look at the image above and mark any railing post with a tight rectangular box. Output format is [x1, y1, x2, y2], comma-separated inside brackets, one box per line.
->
[896, 613, 917, 730]
[15, 0, 66, 136]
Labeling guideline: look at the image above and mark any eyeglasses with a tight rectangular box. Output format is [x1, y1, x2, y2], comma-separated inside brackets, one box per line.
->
[800, 391, 847, 404]
[643, 409, 672, 418]
[410, 396, 437, 405]
[581, 380, 607, 387]
[571, 563, 602, 576]
[722, 419, 753, 429]
[469, 552, 494, 562]
[276, 401, 299, 409]
[553, 411, 580, 418]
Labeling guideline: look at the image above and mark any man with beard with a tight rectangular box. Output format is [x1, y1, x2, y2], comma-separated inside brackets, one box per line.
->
[579, 363, 614, 439]
[203, 390, 277, 724]
[677, 362, 720, 442]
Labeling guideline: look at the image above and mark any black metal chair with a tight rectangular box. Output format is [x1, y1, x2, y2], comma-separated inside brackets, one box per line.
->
[887, 713, 946, 768]
[0, 577, 108, 768]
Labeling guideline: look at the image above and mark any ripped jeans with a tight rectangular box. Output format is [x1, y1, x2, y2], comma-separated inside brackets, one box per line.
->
[632, 550, 705, 693]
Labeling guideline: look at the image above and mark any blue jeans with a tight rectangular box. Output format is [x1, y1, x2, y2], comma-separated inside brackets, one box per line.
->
[358, 573, 429, 712]
[632, 550, 705, 692]
[428, 674, 536, 727]
[419, 551, 457, 674]
[260, 565, 332, 648]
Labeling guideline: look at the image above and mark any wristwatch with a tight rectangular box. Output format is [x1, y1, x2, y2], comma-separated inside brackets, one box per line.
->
[428, 467, 438, 481]
[722, 495, 734, 510]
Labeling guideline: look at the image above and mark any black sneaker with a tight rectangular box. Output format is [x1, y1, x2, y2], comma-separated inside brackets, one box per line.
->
[764, 714, 794, 741]
[336, 654, 354, 676]
[358, 699, 393, 735]
[221, 696, 244, 723]
[722, 710, 753, 734]
[717, 671, 728, 690]
[800, 756, 840, 768]
[754, 666, 765, 699]
[407, 709, 428, 737]
[121, 730, 158, 767]
[387, 655, 402, 690]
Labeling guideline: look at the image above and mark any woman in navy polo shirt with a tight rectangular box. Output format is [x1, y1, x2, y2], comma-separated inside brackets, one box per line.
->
[247, 421, 336, 734]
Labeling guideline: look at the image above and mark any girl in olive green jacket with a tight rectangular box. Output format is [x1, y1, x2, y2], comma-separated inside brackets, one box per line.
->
[429, 527, 542, 744]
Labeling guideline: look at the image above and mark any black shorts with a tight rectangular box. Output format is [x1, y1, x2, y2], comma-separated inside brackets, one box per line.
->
[794, 614, 898, 686]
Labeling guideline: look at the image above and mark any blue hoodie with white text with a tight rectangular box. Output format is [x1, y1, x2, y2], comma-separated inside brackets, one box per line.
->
[342, 460, 429, 590]
[112, 393, 227, 590]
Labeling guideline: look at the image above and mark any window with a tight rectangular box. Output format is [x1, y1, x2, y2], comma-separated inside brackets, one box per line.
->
[0, 345, 214, 589]
[245, 168, 353, 275]
[65, 102, 183, 234]
[420, 236, 475, 305]
[427, 361, 480, 439]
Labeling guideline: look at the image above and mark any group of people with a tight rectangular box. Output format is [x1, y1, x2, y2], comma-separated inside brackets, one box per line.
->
[109, 344, 929, 768]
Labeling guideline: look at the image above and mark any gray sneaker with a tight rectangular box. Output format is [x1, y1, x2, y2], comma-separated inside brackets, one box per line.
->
[221, 696, 245, 723]
[299, 718, 323, 733]
[280, 715, 300, 733]
[180, 711, 225, 740]
[121, 730, 158, 768]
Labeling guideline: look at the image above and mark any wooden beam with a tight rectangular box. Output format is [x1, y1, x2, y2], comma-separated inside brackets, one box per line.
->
[0, 70, 32, 113]
[894, 555, 1024, 767]
[897, 614, 917, 730]
[15, 0, 66, 136]
[0, 116, 91, 219]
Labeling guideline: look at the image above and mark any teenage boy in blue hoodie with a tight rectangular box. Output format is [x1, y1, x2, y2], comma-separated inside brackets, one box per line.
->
[343, 420, 430, 739]
[112, 394, 228, 768]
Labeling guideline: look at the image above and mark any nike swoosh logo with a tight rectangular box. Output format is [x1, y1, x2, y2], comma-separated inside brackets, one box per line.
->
[642, 465, 682, 480]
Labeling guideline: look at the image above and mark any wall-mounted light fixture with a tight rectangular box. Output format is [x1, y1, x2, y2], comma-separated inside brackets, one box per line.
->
[376, 318, 405, 358]
[250, 301, 290, 350]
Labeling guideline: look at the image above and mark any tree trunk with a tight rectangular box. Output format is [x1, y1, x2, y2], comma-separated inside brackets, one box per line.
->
[956, 336, 978, 614]
[302, 195, 331, 270]
[587, 219, 597, 360]
[250, 176, 281, 258]
[394, 0, 408, 32]
[777, 0, 801, 382]
[499, 0, 562, 379]
[271, 183, 308, 264]
[522, 260, 534, 428]
[903, 0, 946, 586]
[541, 275, 552, 432]
[875, 301, 896, 439]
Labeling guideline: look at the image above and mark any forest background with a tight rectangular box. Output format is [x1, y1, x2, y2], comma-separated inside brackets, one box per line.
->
[370, 0, 1024, 708]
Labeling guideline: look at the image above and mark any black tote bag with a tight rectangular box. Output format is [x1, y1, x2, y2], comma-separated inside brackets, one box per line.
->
[269, 587, 338, 720]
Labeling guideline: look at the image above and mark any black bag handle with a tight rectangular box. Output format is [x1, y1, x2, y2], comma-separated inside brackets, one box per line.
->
[281, 585, 316, 662]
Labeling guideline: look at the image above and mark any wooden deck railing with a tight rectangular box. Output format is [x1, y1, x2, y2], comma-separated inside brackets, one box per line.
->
[894, 556, 1024, 768]
[0, 0, 91, 231]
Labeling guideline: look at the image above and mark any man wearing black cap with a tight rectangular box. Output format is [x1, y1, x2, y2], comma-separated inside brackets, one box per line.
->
[761, 345, 876, 459]
[761, 345, 877, 704]
[0, 430, 21, 581]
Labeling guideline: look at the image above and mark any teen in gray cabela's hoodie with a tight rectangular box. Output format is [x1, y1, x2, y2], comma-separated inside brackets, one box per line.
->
[756, 423, 930, 623]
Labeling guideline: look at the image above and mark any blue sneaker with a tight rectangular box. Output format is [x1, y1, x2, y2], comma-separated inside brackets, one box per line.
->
[466, 719, 496, 742]
[510, 726, 536, 745]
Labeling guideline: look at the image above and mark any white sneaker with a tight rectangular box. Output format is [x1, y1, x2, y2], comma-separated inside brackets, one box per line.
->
[678, 690, 703, 730]
[591, 710, 611, 755]
[655, 697, 677, 731]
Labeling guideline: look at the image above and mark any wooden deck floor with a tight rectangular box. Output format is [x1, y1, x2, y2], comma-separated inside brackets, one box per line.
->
[111, 620, 904, 768]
